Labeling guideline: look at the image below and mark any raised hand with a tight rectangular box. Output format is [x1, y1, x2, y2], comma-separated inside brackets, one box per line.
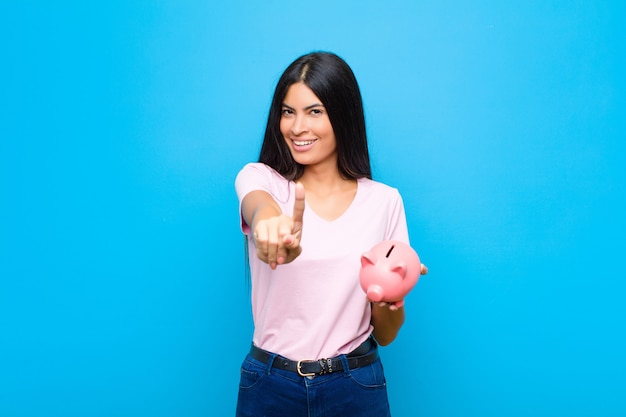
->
[253, 183, 305, 269]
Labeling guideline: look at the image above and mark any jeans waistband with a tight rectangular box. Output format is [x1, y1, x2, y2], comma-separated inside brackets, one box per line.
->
[248, 337, 378, 377]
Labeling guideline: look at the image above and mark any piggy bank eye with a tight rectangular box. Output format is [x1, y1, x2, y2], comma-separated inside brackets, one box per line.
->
[385, 245, 396, 258]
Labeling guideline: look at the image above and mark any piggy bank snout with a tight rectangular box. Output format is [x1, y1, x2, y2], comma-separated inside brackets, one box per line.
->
[366, 285, 384, 302]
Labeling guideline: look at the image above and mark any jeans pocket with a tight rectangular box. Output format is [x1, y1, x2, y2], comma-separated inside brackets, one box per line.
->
[348, 359, 387, 390]
[238, 357, 266, 390]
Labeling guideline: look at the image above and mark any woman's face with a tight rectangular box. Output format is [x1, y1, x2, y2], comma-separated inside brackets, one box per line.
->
[280, 82, 337, 170]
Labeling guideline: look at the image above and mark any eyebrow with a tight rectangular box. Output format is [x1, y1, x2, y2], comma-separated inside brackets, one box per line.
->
[281, 103, 324, 111]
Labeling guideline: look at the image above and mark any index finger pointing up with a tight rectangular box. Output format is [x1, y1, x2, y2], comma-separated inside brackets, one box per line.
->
[292, 182, 305, 230]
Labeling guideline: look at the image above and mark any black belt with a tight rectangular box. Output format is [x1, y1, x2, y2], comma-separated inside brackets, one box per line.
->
[249, 338, 378, 377]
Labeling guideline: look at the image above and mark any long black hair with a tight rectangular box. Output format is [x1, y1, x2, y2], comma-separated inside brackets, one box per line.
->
[259, 52, 372, 180]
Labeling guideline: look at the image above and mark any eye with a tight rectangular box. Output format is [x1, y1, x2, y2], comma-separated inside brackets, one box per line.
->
[281, 108, 294, 116]
[310, 108, 324, 116]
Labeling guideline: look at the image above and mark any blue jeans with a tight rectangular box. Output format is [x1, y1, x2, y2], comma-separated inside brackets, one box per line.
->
[235, 351, 392, 417]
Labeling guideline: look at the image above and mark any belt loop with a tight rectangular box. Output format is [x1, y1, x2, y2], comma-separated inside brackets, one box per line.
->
[265, 353, 277, 375]
[339, 354, 351, 376]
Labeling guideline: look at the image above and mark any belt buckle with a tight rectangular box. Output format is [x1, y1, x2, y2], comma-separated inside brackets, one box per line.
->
[296, 359, 316, 377]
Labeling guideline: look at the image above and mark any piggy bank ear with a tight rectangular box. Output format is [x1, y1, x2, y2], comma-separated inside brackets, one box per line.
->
[391, 262, 407, 278]
[361, 252, 376, 267]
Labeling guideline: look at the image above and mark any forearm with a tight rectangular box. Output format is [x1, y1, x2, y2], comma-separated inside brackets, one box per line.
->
[371, 304, 405, 346]
[241, 191, 282, 231]
[250, 202, 282, 230]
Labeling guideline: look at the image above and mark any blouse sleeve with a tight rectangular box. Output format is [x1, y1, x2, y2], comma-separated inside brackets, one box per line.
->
[235, 163, 268, 235]
[385, 190, 410, 245]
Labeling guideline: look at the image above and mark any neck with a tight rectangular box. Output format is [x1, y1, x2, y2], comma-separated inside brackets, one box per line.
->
[300, 165, 355, 193]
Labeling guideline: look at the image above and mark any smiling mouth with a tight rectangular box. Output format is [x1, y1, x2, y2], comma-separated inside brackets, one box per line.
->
[293, 139, 317, 146]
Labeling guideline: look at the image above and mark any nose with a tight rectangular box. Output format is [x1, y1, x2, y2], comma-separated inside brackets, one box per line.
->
[290, 115, 308, 135]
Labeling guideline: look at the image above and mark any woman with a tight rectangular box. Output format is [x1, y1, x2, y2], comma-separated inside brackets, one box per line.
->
[235, 51, 427, 417]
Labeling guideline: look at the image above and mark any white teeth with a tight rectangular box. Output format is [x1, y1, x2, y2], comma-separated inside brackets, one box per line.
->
[294, 140, 315, 146]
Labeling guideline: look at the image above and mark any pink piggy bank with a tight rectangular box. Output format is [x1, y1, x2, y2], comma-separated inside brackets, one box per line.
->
[359, 240, 421, 308]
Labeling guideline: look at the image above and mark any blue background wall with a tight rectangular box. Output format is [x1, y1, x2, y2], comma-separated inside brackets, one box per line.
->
[2, 1, 624, 416]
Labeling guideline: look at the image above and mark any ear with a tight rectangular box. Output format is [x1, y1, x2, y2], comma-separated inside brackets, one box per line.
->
[361, 252, 376, 267]
[391, 262, 407, 278]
